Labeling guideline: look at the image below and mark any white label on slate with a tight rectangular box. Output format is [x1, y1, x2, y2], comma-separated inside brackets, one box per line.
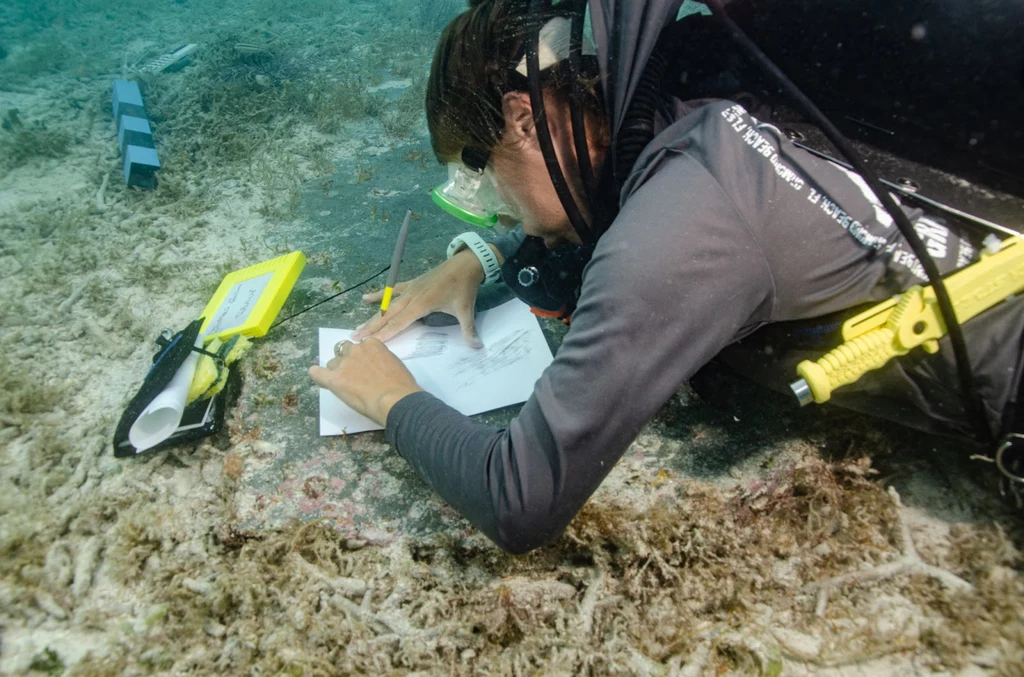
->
[205, 272, 273, 335]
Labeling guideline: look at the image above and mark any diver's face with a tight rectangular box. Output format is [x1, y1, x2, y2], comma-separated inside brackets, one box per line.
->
[490, 141, 578, 248]
[488, 92, 592, 249]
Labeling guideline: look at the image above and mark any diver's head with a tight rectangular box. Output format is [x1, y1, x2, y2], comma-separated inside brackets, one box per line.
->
[426, 0, 609, 248]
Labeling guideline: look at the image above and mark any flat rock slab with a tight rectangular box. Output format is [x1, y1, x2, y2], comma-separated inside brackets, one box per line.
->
[230, 139, 545, 540]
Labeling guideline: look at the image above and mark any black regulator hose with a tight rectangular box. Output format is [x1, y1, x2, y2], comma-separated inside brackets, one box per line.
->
[614, 46, 670, 187]
[703, 0, 991, 442]
[568, 0, 600, 209]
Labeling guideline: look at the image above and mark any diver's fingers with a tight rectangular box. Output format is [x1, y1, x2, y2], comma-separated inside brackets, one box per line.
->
[361, 280, 409, 304]
[352, 293, 412, 341]
[452, 298, 483, 348]
[362, 305, 421, 344]
[351, 310, 389, 341]
[361, 289, 385, 303]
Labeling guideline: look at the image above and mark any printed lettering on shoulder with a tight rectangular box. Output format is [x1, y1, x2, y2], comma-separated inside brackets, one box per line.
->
[890, 247, 927, 280]
[715, 104, 967, 283]
[813, 195, 887, 251]
[721, 104, 806, 192]
[797, 157, 909, 254]
[831, 164, 896, 229]
[720, 104, 747, 125]
[955, 237, 976, 269]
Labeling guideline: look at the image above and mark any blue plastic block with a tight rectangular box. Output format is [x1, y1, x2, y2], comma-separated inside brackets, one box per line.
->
[123, 145, 160, 189]
[112, 79, 146, 123]
[117, 115, 154, 153]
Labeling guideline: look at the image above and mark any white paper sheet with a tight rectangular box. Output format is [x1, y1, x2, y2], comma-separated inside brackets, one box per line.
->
[317, 299, 554, 435]
[129, 333, 205, 452]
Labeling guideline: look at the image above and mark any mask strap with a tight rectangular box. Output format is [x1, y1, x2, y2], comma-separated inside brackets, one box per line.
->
[526, 0, 594, 246]
[567, 0, 600, 218]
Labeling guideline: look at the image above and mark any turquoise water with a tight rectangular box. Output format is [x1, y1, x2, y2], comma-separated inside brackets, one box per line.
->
[0, 0, 462, 182]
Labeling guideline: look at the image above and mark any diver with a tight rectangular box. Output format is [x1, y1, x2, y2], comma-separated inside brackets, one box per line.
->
[309, 0, 1024, 553]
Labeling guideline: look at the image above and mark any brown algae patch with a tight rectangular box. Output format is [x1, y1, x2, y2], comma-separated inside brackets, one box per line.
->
[54, 455, 1024, 676]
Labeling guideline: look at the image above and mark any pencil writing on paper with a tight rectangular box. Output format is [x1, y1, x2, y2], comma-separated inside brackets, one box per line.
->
[449, 328, 532, 389]
[394, 332, 449, 361]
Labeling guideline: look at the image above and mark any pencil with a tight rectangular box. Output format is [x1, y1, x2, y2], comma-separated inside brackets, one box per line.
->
[380, 208, 412, 315]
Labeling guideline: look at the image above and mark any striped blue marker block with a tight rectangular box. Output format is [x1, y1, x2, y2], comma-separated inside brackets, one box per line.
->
[123, 145, 160, 190]
[118, 115, 154, 153]
[112, 80, 146, 125]
[112, 80, 160, 189]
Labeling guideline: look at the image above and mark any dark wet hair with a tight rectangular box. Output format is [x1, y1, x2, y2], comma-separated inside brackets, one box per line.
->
[426, 0, 604, 163]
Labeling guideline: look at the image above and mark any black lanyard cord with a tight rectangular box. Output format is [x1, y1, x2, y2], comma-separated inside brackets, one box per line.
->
[269, 265, 391, 331]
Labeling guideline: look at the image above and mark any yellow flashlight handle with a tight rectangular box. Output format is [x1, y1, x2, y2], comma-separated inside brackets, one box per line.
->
[795, 236, 1024, 405]
[796, 328, 899, 404]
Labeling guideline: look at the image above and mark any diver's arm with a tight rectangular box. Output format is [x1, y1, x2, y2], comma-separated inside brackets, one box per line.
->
[386, 154, 775, 553]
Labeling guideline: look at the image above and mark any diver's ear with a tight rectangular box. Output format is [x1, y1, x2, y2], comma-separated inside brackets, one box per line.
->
[501, 92, 534, 142]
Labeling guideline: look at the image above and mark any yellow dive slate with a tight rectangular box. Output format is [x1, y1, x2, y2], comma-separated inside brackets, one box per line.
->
[200, 251, 306, 342]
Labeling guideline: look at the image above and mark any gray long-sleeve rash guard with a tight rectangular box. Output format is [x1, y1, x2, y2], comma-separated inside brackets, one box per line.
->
[386, 100, 1024, 554]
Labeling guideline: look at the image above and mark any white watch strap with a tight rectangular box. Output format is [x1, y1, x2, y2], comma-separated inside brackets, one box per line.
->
[447, 232, 502, 285]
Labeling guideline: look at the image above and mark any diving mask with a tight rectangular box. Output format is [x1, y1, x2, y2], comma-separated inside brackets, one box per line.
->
[431, 161, 517, 230]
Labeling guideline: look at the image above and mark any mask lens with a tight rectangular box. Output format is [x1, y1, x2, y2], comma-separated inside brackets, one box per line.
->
[431, 163, 515, 229]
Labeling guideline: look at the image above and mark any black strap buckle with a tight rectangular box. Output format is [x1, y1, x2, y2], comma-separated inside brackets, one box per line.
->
[156, 326, 223, 364]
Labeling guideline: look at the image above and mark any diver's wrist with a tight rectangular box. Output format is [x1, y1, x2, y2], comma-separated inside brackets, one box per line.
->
[446, 233, 503, 284]
[488, 243, 505, 266]
[451, 248, 487, 285]
[450, 245, 504, 289]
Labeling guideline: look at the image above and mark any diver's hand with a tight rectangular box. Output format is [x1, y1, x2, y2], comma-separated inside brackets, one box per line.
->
[309, 339, 422, 426]
[353, 247, 503, 347]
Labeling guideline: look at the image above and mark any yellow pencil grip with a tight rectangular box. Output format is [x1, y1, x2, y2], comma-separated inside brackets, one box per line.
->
[380, 286, 394, 313]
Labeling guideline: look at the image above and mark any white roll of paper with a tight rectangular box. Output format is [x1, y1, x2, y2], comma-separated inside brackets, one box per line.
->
[128, 333, 204, 452]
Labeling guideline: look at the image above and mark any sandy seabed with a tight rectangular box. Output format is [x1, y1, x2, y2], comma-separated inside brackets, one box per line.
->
[1, 1, 1023, 675]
